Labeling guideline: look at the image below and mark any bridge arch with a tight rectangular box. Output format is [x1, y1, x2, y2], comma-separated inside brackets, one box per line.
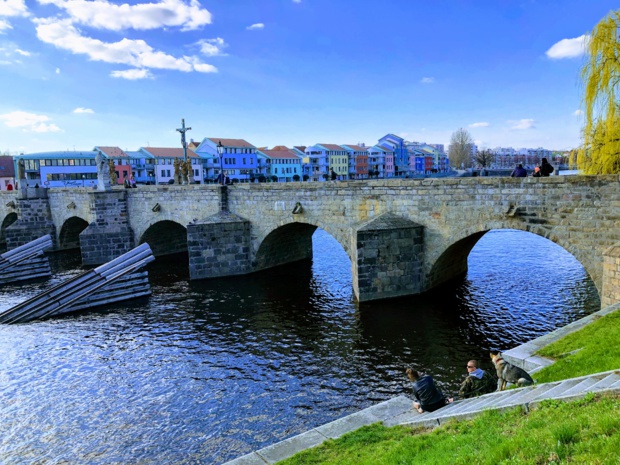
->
[427, 224, 598, 297]
[139, 220, 187, 256]
[253, 220, 352, 272]
[59, 216, 89, 250]
[0, 212, 18, 250]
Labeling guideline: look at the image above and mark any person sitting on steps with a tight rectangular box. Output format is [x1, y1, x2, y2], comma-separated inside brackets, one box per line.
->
[458, 359, 498, 399]
[406, 368, 453, 413]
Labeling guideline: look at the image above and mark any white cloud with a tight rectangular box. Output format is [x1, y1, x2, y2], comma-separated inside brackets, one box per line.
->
[247, 23, 264, 30]
[0, 0, 29, 32]
[292, 0, 301, 3]
[35, 18, 217, 74]
[15, 48, 30, 56]
[420, 77, 434, 84]
[546, 34, 589, 59]
[55, 67, 60, 74]
[573, 109, 583, 116]
[0, 18, 12, 32]
[0, 0, 30, 34]
[469, 122, 489, 128]
[0, 0, 29, 17]
[509, 118, 535, 130]
[73, 107, 94, 113]
[197, 37, 227, 57]
[0, 111, 61, 132]
[37, 0, 211, 31]
[111, 68, 153, 79]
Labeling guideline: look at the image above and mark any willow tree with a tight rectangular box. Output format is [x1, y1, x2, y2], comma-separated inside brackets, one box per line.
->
[579, 10, 620, 174]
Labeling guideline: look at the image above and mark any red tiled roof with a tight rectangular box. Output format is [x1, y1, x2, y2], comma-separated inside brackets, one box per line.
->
[188, 141, 200, 149]
[319, 144, 344, 151]
[0, 156, 15, 176]
[271, 145, 289, 151]
[96, 146, 128, 158]
[344, 144, 367, 152]
[143, 147, 199, 158]
[293, 146, 306, 152]
[207, 138, 255, 148]
[263, 149, 301, 160]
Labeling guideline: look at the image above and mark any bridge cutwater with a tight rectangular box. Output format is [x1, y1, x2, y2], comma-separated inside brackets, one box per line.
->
[1, 176, 620, 303]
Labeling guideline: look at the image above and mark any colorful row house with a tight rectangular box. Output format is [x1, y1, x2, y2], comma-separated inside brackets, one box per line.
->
[257, 147, 303, 182]
[194, 138, 257, 182]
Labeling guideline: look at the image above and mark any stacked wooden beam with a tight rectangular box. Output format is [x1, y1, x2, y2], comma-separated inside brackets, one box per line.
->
[0, 235, 53, 285]
[0, 243, 155, 324]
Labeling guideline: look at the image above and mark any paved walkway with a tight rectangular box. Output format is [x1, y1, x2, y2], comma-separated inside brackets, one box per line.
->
[223, 302, 620, 465]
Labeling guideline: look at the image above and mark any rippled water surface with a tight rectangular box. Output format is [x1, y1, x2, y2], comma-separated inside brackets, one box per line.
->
[0, 229, 599, 464]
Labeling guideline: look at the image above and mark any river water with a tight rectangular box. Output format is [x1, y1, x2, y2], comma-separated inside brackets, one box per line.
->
[0, 229, 599, 464]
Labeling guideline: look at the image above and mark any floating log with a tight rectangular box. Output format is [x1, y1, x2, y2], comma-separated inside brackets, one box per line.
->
[0, 243, 155, 324]
[0, 235, 53, 285]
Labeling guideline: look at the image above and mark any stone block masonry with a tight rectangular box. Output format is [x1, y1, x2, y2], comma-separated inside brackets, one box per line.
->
[187, 211, 252, 279]
[4, 176, 620, 303]
[5, 188, 56, 250]
[80, 190, 135, 266]
[354, 213, 424, 301]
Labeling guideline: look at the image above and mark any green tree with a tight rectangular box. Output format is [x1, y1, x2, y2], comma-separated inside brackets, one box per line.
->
[578, 10, 620, 173]
[449, 128, 474, 169]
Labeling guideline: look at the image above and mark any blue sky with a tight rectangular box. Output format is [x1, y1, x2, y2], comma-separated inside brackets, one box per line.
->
[0, 0, 615, 154]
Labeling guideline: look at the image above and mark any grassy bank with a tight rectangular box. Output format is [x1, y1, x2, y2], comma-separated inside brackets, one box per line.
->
[534, 309, 620, 383]
[277, 309, 620, 464]
[279, 394, 620, 464]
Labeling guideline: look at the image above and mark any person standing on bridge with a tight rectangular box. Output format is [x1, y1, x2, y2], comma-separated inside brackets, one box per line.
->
[540, 158, 554, 176]
[510, 164, 527, 178]
[406, 368, 452, 413]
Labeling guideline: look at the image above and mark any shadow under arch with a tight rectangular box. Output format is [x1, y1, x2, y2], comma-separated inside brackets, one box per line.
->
[0, 212, 18, 251]
[254, 222, 319, 271]
[59, 216, 89, 250]
[139, 220, 187, 256]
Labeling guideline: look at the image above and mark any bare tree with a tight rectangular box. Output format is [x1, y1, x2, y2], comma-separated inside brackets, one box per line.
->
[449, 128, 474, 169]
[475, 149, 494, 168]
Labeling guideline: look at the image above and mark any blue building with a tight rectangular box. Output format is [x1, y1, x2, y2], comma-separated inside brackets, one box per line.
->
[378, 134, 408, 175]
[194, 138, 257, 182]
[14, 151, 98, 188]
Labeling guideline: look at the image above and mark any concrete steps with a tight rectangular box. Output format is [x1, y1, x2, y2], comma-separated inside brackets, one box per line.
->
[222, 370, 620, 465]
[398, 369, 620, 430]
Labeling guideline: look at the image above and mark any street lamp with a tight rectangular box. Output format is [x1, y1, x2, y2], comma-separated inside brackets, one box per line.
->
[217, 140, 224, 185]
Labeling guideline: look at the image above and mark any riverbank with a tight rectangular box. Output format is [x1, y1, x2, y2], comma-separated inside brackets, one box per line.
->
[276, 393, 620, 465]
[224, 302, 620, 464]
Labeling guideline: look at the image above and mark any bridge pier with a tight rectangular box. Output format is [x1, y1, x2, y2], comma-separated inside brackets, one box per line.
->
[187, 211, 252, 279]
[353, 213, 424, 302]
[79, 191, 135, 265]
[5, 188, 57, 250]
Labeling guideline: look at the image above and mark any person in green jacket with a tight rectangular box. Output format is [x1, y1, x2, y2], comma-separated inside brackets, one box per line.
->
[459, 359, 497, 399]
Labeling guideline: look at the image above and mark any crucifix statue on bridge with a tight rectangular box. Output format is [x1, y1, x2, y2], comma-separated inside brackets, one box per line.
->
[176, 118, 192, 185]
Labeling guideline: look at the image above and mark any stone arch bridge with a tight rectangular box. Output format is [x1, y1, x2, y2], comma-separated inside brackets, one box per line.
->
[2, 176, 620, 305]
